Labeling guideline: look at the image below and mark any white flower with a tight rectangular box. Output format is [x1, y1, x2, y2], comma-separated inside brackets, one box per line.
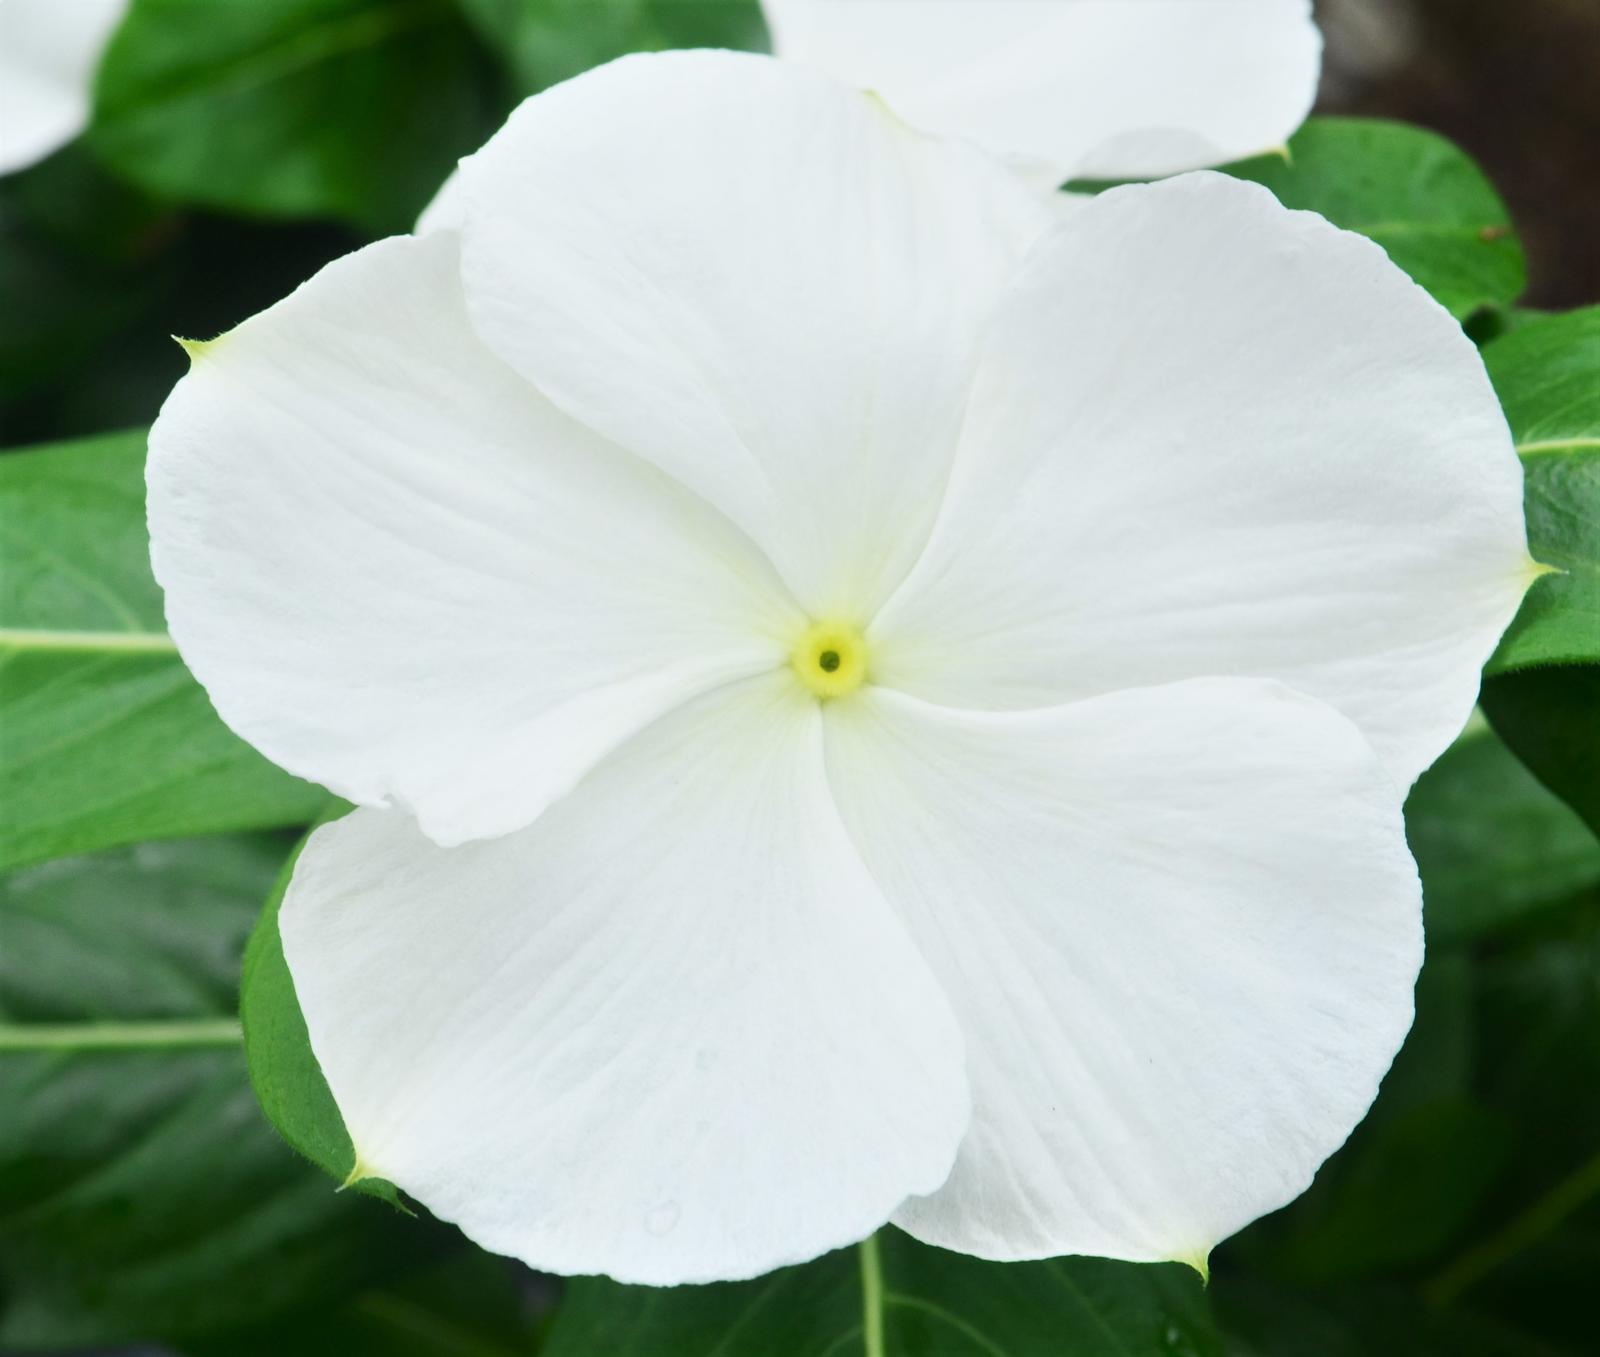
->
[0, 0, 127, 174]
[148, 52, 1536, 1285]
[419, 0, 1321, 229]
[762, 0, 1322, 181]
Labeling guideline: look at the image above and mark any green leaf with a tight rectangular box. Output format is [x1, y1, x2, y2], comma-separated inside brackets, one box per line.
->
[1483, 665, 1600, 841]
[1406, 716, 1600, 942]
[180, 1253, 544, 1357]
[1222, 118, 1525, 321]
[1416, 901, 1600, 1350]
[0, 835, 443, 1346]
[1482, 307, 1600, 673]
[544, 1228, 1221, 1357]
[1472, 309, 1600, 837]
[457, 0, 766, 96]
[240, 809, 400, 1205]
[0, 430, 326, 872]
[91, 0, 500, 233]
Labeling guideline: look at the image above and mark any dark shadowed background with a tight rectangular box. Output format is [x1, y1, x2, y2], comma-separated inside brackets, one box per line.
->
[1316, 0, 1600, 308]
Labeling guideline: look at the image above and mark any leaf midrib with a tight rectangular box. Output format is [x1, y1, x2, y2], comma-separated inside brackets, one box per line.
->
[0, 627, 177, 655]
[0, 1019, 243, 1051]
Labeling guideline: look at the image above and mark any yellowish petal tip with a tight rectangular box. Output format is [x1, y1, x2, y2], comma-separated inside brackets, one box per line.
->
[174, 335, 214, 362]
[338, 1155, 374, 1192]
[1526, 557, 1564, 582]
[1266, 142, 1293, 166]
[1176, 1248, 1211, 1285]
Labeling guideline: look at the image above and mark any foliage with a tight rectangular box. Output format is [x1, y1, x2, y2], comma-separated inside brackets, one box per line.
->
[0, 430, 328, 871]
[240, 810, 400, 1207]
[0, 835, 449, 1346]
[546, 1234, 1222, 1357]
[1477, 307, 1600, 838]
[93, 0, 502, 233]
[1483, 307, 1600, 672]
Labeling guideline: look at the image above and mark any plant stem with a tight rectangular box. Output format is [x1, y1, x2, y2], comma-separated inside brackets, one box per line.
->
[859, 1232, 886, 1357]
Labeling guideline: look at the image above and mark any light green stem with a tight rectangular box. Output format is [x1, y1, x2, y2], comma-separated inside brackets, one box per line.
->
[859, 1233, 886, 1357]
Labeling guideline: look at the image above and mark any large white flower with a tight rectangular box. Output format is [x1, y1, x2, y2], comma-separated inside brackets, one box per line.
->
[148, 52, 1536, 1285]
[419, 0, 1321, 228]
[0, 0, 127, 174]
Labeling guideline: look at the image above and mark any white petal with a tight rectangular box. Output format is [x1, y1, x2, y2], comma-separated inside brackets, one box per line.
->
[824, 679, 1422, 1264]
[0, 0, 127, 173]
[762, 0, 1321, 182]
[281, 674, 969, 1284]
[457, 50, 1049, 618]
[872, 173, 1534, 790]
[149, 230, 798, 846]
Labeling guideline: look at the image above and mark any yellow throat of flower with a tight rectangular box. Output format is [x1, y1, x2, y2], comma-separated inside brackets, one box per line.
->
[791, 620, 868, 700]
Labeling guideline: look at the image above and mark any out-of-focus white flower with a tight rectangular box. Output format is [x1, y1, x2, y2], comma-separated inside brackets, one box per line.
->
[148, 53, 1536, 1285]
[418, 0, 1322, 230]
[762, 0, 1322, 181]
[0, 0, 128, 174]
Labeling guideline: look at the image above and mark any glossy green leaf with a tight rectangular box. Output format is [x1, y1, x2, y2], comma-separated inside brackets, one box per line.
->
[544, 1228, 1221, 1357]
[457, 0, 766, 96]
[0, 835, 443, 1346]
[91, 0, 500, 233]
[1406, 716, 1600, 941]
[1223, 118, 1525, 321]
[240, 810, 399, 1205]
[1482, 307, 1600, 673]
[1482, 665, 1600, 840]
[0, 430, 327, 871]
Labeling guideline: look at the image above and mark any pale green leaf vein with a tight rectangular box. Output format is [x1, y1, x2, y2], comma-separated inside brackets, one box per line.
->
[0, 627, 177, 655]
[1517, 437, 1600, 458]
[0, 1019, 243, 1051]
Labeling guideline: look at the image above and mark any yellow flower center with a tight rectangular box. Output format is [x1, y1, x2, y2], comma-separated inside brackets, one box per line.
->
[791, 620, 868, 700]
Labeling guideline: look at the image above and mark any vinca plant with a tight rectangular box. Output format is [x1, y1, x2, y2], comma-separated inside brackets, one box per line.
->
[1, 2, 1597, 1355]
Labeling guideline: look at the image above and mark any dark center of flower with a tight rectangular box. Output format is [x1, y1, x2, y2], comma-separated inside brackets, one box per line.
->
[819, 649, 842, 673]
